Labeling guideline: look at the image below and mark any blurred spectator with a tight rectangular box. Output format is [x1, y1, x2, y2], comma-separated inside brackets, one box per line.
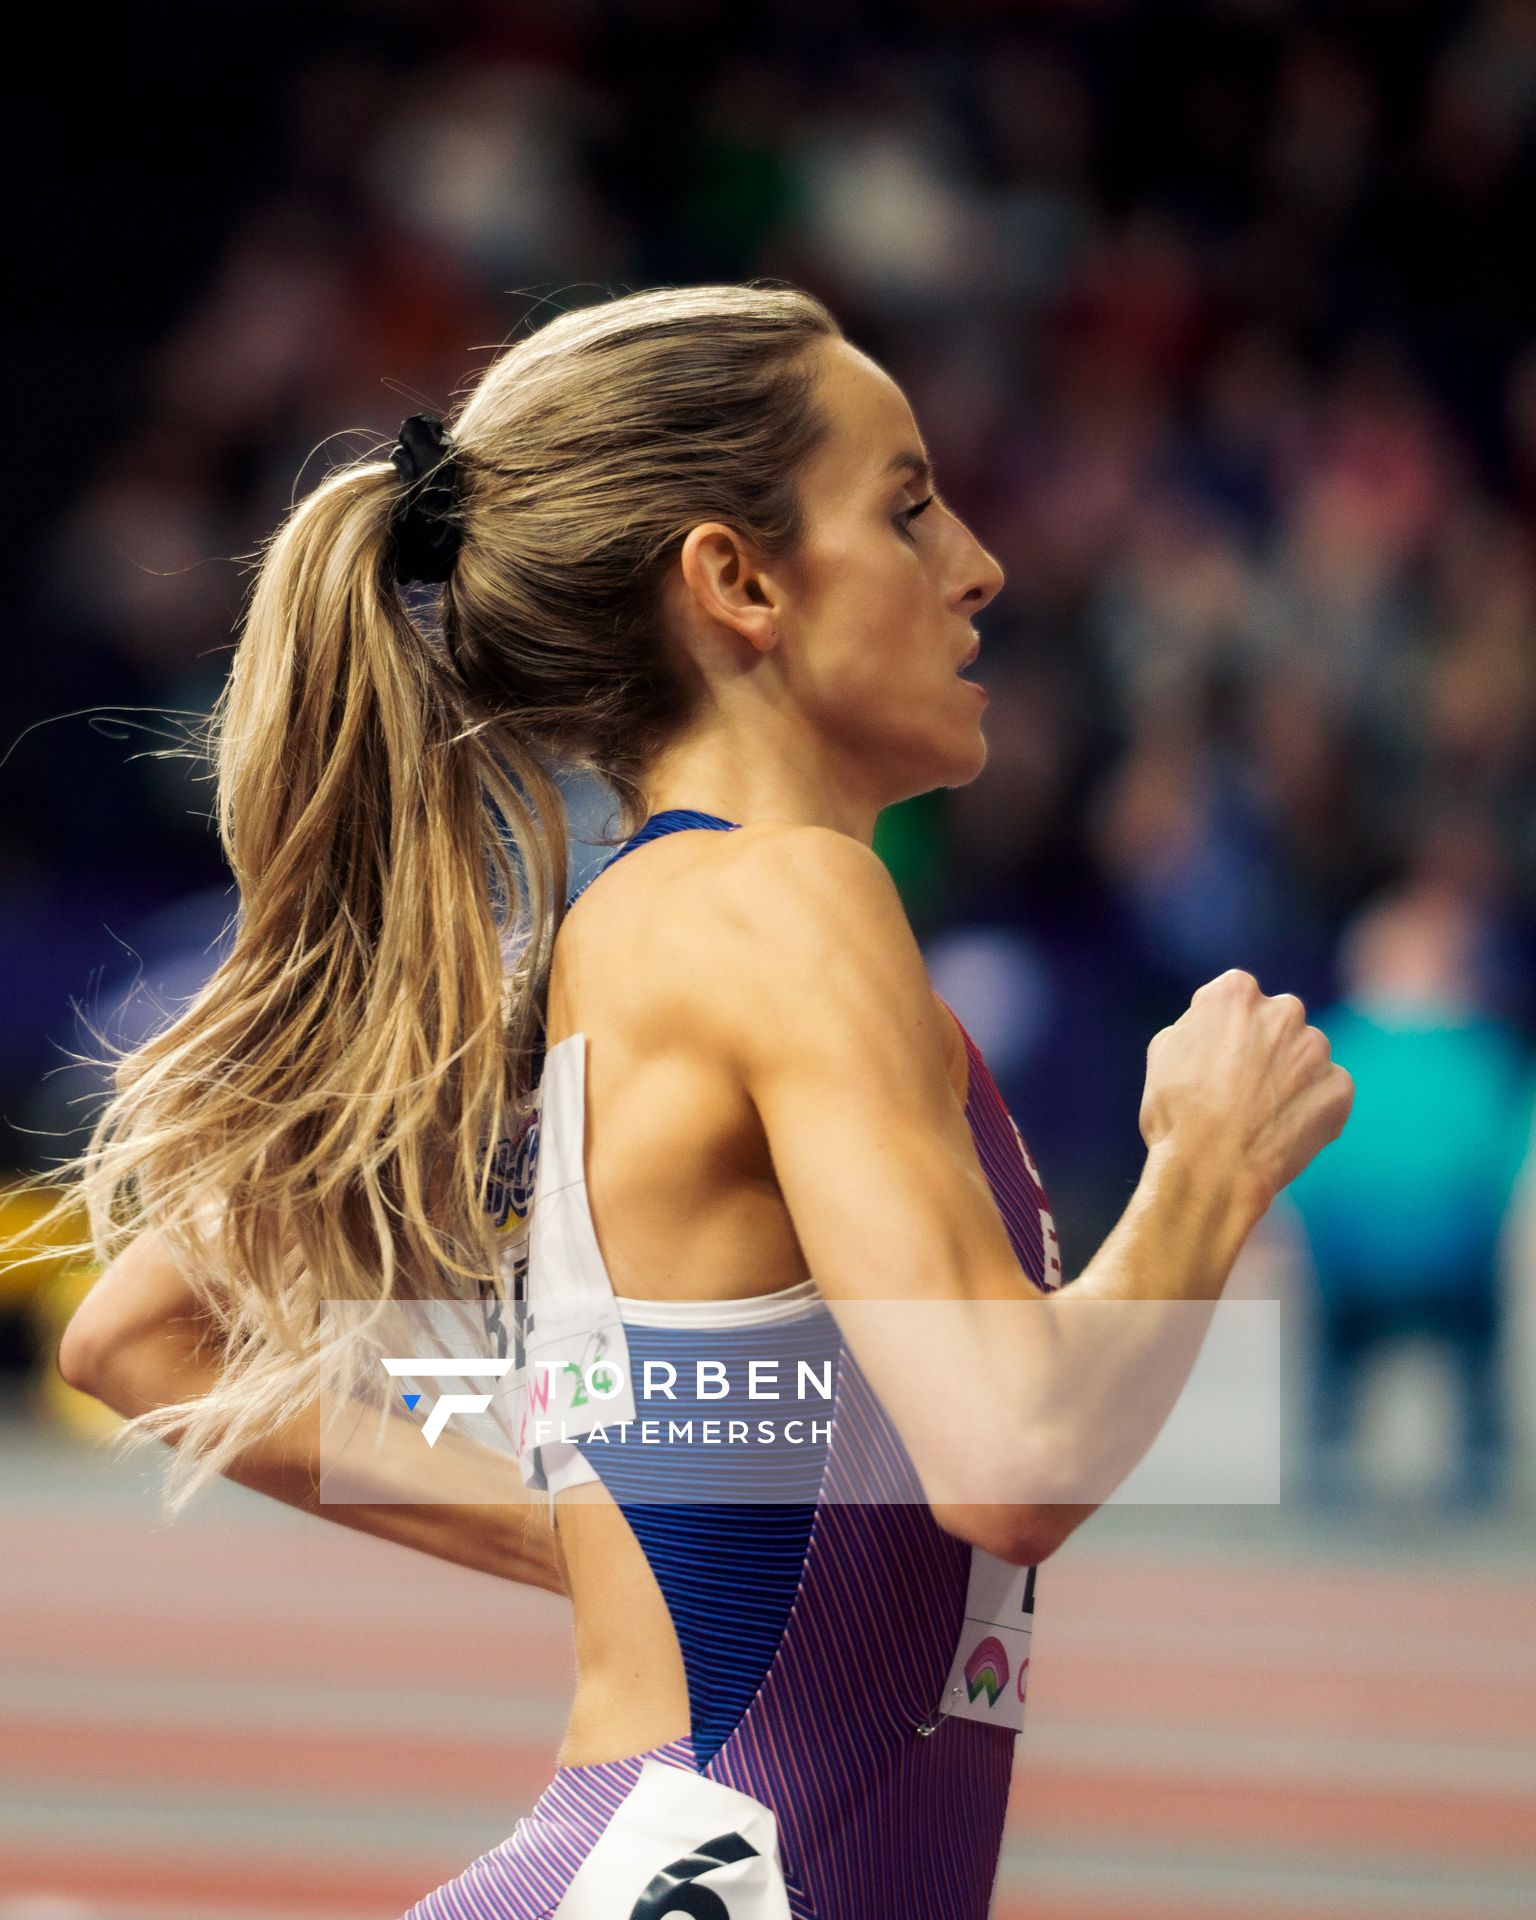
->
[1289, 875, 1535, 1509]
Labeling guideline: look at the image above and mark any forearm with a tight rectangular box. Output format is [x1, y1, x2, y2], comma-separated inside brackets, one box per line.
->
[70, 1317, 566, 1598]
[1070, 1139, 1263, 1305]
[995, 1142, 1264, 1540]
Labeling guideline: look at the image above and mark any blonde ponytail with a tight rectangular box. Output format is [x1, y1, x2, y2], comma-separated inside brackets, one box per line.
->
[22, 282, 838, 1511]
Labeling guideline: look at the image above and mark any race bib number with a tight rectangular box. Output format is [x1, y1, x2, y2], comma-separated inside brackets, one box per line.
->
[552, 1760, 793, 1920]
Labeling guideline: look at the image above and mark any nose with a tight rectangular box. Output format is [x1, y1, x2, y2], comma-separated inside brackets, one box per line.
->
[950, 521, 1005, 616]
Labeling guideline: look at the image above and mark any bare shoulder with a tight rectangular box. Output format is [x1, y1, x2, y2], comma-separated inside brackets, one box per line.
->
[615, 818, 898, 922]
[677, 825, 968, 1084]
[632, 822, 946, 1089]
[713, 818, 900, 900]
[554, 818, 965, 1103]
[552, 822, 887, 1032]
[675, 819, 909, 940]
[651, 817, 916, 979]
[552, 822, 897, 1035]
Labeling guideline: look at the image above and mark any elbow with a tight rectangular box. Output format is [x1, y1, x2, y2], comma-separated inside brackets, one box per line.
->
[998, 1505, 1070, 1566]
[928, 1423, 1085, 1565]
[56, 1314, 108, 1399]
[930, 1498, 1066, 1567]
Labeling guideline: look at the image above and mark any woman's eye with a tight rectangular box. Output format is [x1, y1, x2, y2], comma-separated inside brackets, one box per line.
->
[896, 494, 936, 537]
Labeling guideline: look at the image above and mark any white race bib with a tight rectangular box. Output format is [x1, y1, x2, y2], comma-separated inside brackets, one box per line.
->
[935, 1549, 1037, 1732]
[552, 1759, 793, 1920]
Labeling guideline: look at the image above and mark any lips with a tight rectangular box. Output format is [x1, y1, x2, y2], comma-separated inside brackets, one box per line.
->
[957, 640, 980, 673]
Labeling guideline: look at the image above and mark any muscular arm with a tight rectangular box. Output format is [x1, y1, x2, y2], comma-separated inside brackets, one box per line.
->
[679, 823, 1350, 1566]
[57, 1229, 566, 1597]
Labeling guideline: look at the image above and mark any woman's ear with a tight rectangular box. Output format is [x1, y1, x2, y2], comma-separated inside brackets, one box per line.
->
[678, 522, 784, 654]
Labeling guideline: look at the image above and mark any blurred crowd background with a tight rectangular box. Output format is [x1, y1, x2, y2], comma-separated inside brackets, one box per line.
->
[7, 0, 1536, 1513]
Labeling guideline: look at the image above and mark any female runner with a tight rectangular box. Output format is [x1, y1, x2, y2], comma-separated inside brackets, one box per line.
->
[55, 284, 1352, 1917]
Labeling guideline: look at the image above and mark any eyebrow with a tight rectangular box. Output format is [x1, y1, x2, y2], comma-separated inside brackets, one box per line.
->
[884, 449, 934, 490]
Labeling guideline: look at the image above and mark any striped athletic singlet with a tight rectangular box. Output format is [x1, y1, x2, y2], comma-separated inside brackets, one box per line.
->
[404, 809, 1062, 1920]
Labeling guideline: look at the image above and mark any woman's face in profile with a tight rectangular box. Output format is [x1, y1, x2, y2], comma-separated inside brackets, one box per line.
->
[778, 336, 1005, 798]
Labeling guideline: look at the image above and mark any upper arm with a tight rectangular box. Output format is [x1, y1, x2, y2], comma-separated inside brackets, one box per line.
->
[675, 824, 1046, 1547]
[692, 824, 1019, 1302]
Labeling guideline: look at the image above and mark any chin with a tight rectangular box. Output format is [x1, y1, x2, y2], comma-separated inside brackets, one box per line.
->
[943, 724, 990, 788]
[912, 746, 988, 798]
[864, 710, 989, 801]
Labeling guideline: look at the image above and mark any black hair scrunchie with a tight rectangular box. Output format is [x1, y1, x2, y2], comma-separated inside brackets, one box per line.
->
[388, 413, 464, 586]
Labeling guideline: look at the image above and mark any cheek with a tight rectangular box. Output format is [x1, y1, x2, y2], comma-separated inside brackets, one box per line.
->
[792, 524, 931, 702]
[817, 528, 926, 631]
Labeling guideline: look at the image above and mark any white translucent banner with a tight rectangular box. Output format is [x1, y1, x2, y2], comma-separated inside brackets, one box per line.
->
[317, 1294, 1282, 1507]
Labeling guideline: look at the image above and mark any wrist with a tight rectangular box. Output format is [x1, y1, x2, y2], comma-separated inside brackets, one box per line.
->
[1139, 1136, 1266, 1277]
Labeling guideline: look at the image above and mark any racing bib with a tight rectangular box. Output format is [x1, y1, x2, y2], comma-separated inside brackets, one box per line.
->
[552, 1759, 793, 1920]
[934, 1550, 1037, 1733]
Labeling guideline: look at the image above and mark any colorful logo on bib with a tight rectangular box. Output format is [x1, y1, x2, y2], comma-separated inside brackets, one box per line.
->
[963, 1634, 1010, 1708]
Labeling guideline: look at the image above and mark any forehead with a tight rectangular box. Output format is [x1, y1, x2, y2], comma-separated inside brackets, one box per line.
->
[802, 338, 926, 496]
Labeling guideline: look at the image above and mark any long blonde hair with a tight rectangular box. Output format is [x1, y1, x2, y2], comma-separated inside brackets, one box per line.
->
[30, 282, 839, 1509]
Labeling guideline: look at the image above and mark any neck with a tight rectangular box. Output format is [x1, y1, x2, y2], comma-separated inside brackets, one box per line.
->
[639, 731, 893, 847]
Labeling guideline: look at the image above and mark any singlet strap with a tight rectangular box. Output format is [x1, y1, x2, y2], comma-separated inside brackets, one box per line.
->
[564, 806, 742, 914]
